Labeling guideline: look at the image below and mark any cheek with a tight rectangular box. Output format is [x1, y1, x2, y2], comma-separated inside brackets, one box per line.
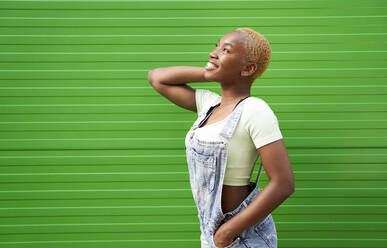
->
[220, 58, 243, 73]
[204, 56, 244, 80]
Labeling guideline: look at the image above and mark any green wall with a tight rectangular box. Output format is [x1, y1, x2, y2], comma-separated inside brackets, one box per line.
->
[0, 0, 386, 247]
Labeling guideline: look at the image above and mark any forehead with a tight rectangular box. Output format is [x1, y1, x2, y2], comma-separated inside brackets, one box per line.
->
[218, 31, 247, 48]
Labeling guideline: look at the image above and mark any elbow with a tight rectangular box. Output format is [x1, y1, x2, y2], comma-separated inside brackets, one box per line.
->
[285, 179, 295, 196]
[281, 174, 295, 196]
[148, 69, 165, 94]
[271, 178, 294, 197]
[281, 183, 294, 199]
[288, 184, 295, 196]
[148, 68, 165, 91]
[147, 69, 155, 86]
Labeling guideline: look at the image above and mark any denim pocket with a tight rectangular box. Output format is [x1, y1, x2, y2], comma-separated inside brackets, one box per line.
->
[211, 233, 242, 248]
[191, 149, 216, 193]
[252, 215, 277, 248]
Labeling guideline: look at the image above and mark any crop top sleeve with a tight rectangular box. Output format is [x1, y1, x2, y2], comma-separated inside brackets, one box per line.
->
[195, 89, 221, 115]
[195, 89, 282, 149]
[243, 98, 283, 149]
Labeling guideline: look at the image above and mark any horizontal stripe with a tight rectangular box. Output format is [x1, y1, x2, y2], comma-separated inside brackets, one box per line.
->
[1, 104, 170, 106]
[1, 33, 386, 37]
[0, 121, 191, 123]
[0, 222, 198, 227]
[0, 205, 197, 210]
[296, 188, 387, 189]
[0, 120, 386, 124]
[282, 239, 387, 240]
[0, 138, 182, 141]
[0, 188, 386, 193]
[1, 16, 386, 20]
[1, 137, 386, 142]
[0, 221, 385, 227]
[0, 172, 188, 176]
[0, 154, 385, 159]
[0, 205, 385, 210]
[1, 103, 386, 107]
[0, 155, 186, 159]
[0, 239, 198, 245]
[296, 171, 387, 173]
[1, 68, 386, 72]
[0, 52, 206, 54]
[1, 171, 387, 176]
[0, 0, 298, 1]
[0, 85, 387, 90]
[0, 51, 386, 54]
[288, 137, 387, 140]
[0, 189, 192, 193]
[1, 239, 386, 245]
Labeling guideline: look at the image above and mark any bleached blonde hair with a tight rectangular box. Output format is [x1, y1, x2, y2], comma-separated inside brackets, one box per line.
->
[235, 27, 271, 81]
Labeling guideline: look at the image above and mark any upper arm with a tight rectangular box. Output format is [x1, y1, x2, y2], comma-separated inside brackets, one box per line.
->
[244, 99, 294, 192]
[257, 140, 294, 193]
[148, 68, 197, 113]
[152, 82, 197, 112]
[245, 99, 283, 149]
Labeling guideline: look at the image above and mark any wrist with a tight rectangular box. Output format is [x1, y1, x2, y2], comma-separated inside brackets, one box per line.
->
[220, 221, 240, 238]
[202, 67, 212, 82]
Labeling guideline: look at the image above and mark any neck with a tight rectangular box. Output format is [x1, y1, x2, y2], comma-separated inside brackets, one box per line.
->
[219, 85, 251, 107]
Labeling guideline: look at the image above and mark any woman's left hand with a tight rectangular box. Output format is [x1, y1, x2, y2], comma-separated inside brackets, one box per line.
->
[213, 224, 236, 248]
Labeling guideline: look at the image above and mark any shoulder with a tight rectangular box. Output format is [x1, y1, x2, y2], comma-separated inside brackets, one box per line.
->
[240, 96, 280, 128]
[241, 97, 283, 148]
[195, 89, 221, 114]
[195, 89, 220, 101]
[243, 96, 276, 116]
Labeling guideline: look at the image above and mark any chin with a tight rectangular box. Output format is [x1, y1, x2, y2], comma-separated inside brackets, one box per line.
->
[205, 71, 236, 85]
[204, 69, 221, 82]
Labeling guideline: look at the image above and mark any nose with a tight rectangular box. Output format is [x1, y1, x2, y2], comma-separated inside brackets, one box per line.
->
[209, 47, 219, 59]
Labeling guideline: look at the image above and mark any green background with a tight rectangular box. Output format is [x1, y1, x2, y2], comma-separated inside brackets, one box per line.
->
[0, 0, 386, 247]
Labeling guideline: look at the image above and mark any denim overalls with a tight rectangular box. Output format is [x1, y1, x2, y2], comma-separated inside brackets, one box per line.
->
[185, 97, 278, 248]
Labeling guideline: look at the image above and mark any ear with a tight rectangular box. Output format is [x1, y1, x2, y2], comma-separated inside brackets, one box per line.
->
[241, 62, 257, 77]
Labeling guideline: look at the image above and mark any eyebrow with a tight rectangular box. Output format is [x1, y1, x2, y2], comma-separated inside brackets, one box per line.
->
[217, 40, 233, 47]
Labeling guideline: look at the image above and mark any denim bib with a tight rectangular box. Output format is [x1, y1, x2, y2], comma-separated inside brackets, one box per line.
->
[186, 97, 278, 248]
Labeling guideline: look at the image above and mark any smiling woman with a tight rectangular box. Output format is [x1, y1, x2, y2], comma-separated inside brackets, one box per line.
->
[148, 27, 294, 248]
[204, 28, 271, 83]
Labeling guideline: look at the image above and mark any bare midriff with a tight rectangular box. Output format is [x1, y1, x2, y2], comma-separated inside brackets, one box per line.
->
[221, 184, 251, 214]
[200, 104, 253, 214]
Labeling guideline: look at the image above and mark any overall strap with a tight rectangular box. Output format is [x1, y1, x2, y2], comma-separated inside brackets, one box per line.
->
[195, 102, 220, 129]
[190, 101, 218, 130]
[255, 162, 263, 184]
[219, 97, 252, 140]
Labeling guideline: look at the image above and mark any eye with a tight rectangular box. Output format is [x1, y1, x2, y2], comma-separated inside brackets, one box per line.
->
[223, 48, 229, 53]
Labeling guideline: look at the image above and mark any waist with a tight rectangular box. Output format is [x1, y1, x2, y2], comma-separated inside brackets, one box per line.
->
[221, 184, 252, 214]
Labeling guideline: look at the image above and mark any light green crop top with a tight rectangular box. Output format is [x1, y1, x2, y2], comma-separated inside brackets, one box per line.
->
[185, 89, 283, 186]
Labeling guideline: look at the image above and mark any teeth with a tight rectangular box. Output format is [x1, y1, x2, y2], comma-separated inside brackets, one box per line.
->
[205, 62, 217, 70]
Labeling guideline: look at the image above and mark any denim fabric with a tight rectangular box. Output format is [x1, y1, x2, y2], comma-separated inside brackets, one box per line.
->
[186, 97, 278, 248]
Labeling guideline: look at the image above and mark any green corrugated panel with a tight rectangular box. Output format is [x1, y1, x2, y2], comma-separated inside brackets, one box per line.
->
[0, 0, 386, 247]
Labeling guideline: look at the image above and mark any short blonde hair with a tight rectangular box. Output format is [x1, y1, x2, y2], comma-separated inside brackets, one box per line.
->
[235, 27, 271, 81]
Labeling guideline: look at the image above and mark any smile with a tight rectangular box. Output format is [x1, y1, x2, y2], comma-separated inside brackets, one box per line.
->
[205, 61, 219, 71]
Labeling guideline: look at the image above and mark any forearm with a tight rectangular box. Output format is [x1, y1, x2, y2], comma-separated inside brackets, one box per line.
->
[148, 66, 208, 85]
[223, 181, 293, 237]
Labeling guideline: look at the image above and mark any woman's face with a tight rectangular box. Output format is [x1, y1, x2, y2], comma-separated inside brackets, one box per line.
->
[204, 31, 250, 84]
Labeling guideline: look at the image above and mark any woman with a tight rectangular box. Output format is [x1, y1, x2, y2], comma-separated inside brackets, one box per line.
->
[148, 27, 294, 248]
